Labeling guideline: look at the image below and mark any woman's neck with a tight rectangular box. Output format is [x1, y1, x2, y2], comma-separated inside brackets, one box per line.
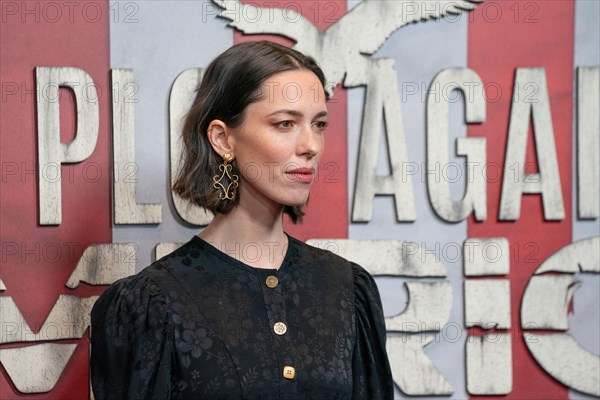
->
[198, 201, 289, 269]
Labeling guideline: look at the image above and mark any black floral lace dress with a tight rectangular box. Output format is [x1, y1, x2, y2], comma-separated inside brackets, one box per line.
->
[90, 234, 394, 400]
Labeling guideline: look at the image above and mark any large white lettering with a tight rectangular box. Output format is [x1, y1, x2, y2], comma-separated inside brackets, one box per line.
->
[36, 67, 99, 225]
[352, 59, 416, 222]
[499, 68, 564, 221]
[427, 68, 487, 222]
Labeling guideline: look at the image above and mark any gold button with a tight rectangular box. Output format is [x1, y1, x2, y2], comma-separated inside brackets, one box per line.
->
[266, 275, 278, 288]
[283, 365, 295, 379]
[273, 322, 287, 335]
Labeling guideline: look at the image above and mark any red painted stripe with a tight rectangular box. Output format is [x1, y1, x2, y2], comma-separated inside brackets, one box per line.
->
[468, 1, 574, 399]
[234, 0, 348, 241]
[0, 1, 111, 398]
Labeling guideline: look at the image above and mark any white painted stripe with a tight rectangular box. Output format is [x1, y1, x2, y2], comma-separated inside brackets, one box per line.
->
[570, 1, 600, 398]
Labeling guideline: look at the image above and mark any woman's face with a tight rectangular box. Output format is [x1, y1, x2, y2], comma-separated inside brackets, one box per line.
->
[229, 69, 328, 210]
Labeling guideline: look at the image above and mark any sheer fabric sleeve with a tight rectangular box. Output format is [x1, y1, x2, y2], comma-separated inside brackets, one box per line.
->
[351, 263, 394, 400]
[90, 273, 172, 400]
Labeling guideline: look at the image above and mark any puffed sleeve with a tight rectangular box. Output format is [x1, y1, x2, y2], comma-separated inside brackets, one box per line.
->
[351, 263, 394, 399]
[90, 273, 172, 400]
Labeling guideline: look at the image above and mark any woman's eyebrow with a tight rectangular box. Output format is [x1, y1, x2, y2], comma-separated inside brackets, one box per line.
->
[266, 109, 328, 119]
[266, 109, 302, 118]
[313, 111, 328, 119]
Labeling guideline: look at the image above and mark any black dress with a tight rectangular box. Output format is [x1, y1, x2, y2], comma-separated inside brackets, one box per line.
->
[90, 234, 394, 399]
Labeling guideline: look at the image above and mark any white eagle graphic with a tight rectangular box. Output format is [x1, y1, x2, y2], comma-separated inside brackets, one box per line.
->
[212, 0, 483, 89]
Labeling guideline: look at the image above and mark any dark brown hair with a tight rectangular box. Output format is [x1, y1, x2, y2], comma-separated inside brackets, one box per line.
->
[172, 40, 327, 224]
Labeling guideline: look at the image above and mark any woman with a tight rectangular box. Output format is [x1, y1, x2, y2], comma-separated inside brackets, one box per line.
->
[91, 40, 394, 399]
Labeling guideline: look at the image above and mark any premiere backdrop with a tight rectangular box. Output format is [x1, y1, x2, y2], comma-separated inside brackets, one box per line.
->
[1, 0, 599, 399]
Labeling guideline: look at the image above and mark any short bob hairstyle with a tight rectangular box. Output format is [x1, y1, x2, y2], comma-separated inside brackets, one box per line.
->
[173, 41, 327, 224]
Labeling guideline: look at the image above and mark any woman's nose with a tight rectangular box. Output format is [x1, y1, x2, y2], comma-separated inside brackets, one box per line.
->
[297, 124, 322, 158]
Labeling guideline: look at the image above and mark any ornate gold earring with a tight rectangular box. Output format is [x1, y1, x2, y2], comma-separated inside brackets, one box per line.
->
[213, 152, 239, 200]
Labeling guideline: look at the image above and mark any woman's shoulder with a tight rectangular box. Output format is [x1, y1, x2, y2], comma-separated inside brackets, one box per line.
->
[96, 257, 174, 298]
[290, 236, 377, 286]
[90, 265, 167, 323]
[292, 235, 367, 266]
[91, 240, 200, 318]
[291, 235, 353, 271]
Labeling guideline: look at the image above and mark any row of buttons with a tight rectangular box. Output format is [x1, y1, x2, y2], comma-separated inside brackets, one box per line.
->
[265, 276, 294, 380]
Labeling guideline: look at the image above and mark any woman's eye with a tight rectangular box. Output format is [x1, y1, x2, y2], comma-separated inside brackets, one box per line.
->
[314, 121, 328, 131]
[276, 121, 293, 129]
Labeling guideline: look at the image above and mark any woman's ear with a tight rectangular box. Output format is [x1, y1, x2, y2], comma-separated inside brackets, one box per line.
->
[206, 119, 234, 157]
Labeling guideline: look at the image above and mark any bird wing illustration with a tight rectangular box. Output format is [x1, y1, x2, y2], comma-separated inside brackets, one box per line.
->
[211, 0, 485, 88]
[212, 0, 319, 49]
[325, 0, 484, 55]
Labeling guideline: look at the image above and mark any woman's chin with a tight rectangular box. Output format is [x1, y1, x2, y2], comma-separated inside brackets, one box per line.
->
[279, 194, 310, 208]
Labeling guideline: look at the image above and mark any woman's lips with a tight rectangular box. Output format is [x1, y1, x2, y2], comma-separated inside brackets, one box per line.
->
[285, 167, 315, 183]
